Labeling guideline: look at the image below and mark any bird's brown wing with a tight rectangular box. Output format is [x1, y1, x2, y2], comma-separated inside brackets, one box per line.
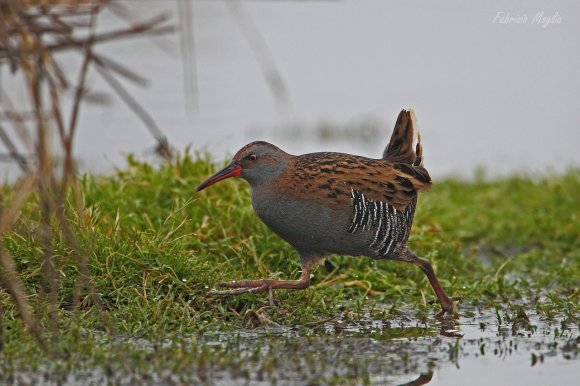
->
[288, 153, 432, 211]
[332, 160, 431, 210]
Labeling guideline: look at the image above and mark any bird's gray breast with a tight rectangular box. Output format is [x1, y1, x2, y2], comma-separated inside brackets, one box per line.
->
[250, 187, 354, 254]
[347, 189, 416, 258]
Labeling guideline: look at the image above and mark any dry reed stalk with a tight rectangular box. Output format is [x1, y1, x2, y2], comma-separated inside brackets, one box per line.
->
[226, 0, 294, 122]
[0, 292, 4, 352]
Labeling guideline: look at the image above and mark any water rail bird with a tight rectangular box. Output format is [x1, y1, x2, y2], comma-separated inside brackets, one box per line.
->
[197, 109, 457, 317]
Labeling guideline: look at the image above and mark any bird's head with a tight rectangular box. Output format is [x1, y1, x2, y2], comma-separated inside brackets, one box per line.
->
[196, 141, 289, 191]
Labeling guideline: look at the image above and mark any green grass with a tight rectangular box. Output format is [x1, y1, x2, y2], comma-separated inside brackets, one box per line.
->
[0, 153, 578, 383]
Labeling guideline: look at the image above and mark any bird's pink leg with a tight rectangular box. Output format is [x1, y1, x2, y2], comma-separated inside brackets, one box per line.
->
[400, 250, 460, 318]
[208, 266, 311, 296]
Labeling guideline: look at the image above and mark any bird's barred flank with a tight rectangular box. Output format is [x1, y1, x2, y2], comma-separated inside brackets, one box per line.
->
[348, 189, 416, 257]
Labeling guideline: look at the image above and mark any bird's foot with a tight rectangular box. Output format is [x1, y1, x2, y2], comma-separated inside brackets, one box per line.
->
[208, 275, 311, 304]
[208, 279, 270, 296]
[209, 280, 277, 305]
[434, 295, 462, 319]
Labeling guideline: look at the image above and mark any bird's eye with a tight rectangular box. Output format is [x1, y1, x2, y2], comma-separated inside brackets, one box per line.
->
[249, 154, 257, 161]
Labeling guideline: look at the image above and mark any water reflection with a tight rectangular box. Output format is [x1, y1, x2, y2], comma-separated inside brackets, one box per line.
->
[398, 372, 433, 386]
[245, 306, 578, 385]
[439, 316, 463, 339]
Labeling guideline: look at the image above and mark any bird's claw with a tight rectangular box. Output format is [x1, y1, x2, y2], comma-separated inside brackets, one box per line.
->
[434, 295, 462, 319]
[434, 308, 453, 319]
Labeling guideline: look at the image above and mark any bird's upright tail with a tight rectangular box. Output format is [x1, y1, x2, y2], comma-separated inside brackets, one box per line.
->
[383, 109, 425, 165]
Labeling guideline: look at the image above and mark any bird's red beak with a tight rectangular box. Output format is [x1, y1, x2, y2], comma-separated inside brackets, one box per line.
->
[196, 162, 242, 192]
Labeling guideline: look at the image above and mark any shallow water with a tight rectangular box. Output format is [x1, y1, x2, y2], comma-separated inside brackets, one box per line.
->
[193, 307, 579, 386]
[5, 306, 578, 385]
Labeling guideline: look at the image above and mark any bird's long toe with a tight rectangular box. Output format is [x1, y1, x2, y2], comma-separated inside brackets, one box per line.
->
[215, 279, 268, 289]
[208, 283, 269, 296]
